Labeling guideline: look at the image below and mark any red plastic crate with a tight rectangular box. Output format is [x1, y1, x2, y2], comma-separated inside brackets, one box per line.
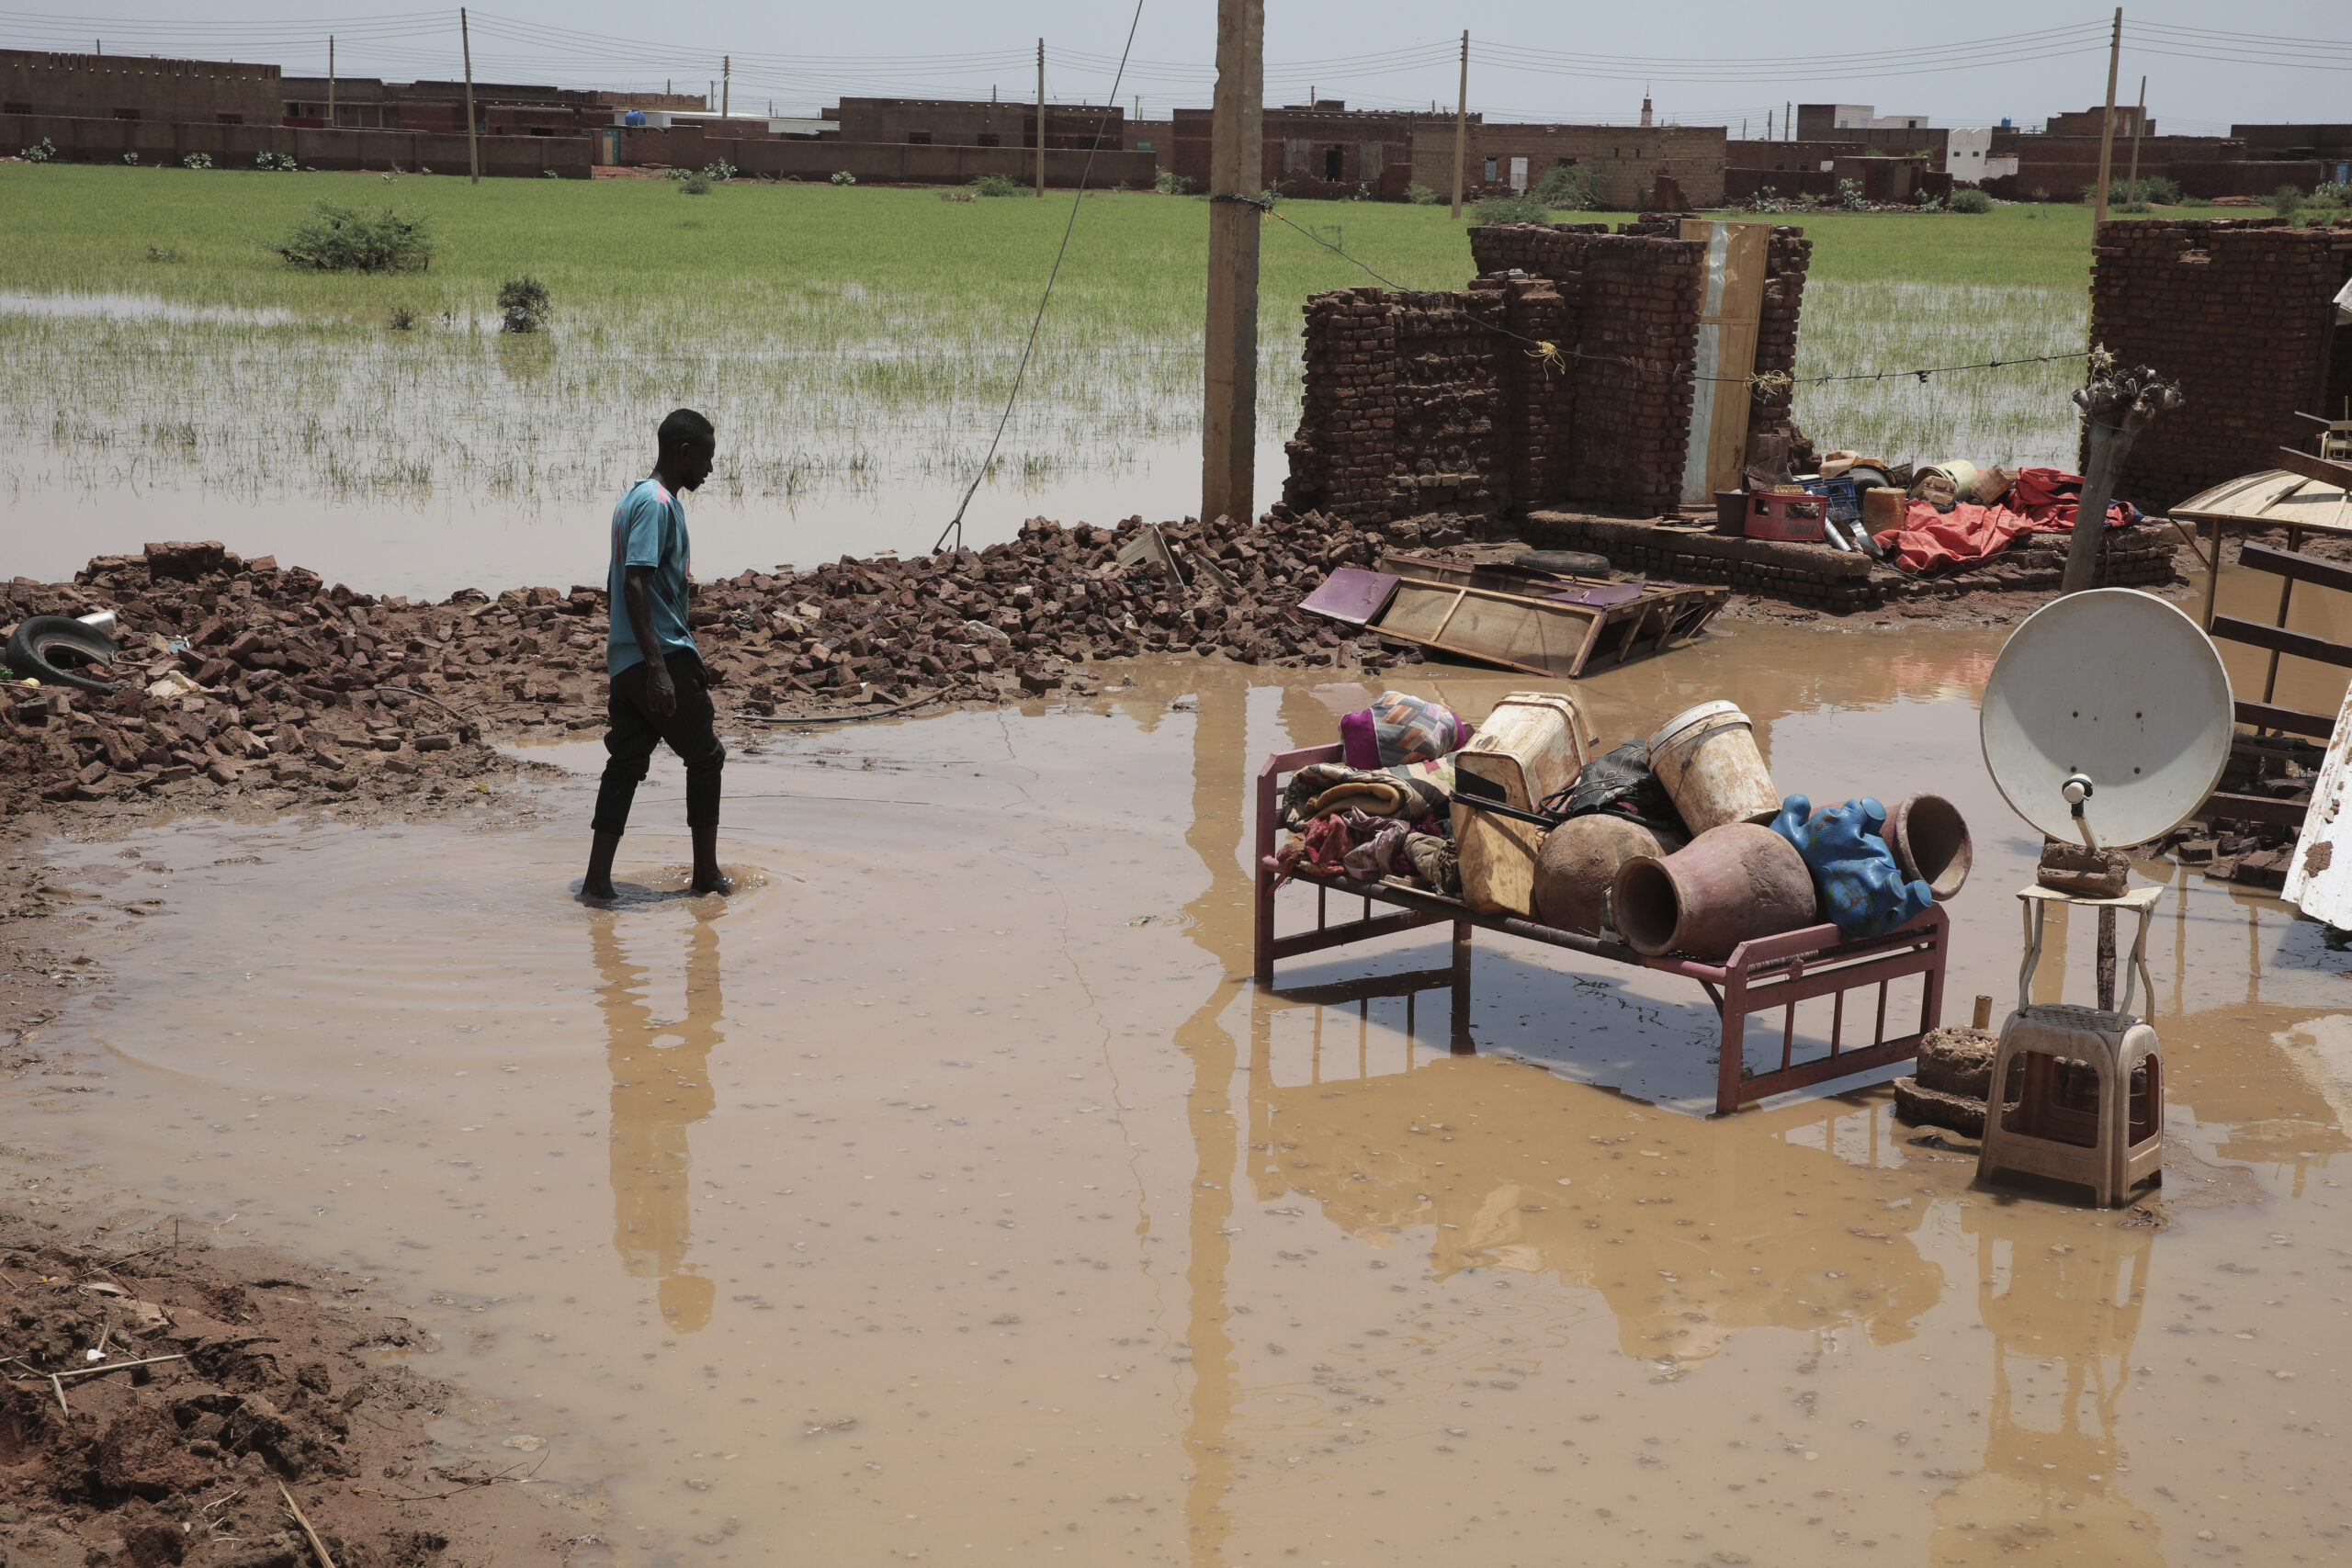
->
[1746, 491, 1826, 542]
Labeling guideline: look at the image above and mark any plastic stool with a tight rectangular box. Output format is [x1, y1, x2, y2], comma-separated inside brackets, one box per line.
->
[1977, 1003, 2162, 1208]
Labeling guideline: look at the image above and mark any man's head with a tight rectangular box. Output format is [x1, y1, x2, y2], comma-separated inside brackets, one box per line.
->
[655, 408, 716, 491]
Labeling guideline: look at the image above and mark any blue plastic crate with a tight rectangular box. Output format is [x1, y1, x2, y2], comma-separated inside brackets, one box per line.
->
[1799, 474, 1860, 525]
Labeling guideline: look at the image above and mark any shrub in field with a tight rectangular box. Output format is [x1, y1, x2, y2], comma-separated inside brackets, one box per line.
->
[830, 170, 856, 186]
[1949, 187, 1993, 213]
[497, 276, 550, 333]
[1154, 169, 1195, 196]
[273, 202, 434, 272]
[970, 173, 1030, 197]
[1471, 192, 1551, 224]
[2273, 185, 2305, 217]
[389, 305, 418, 331]
[2314, 181, 2351, 208]
[2177, 193, 2212, 207]
[1838, 178, 1867, 210]
[1403, 182, 1438, 205]
[122, 151, 140, 166]
[1532, 163, 1600, 209]
[22, 137, 57, 163]
[681, 175, 710, 195]
[182, 152, 212, 170]
[254, 151, 297, 172]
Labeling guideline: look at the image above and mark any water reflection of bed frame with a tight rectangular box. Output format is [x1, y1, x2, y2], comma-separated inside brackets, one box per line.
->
[1254, 741, 1950, 1115]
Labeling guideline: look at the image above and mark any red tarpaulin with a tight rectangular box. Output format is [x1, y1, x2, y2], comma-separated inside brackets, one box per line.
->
[1871, 467, 2139, 573]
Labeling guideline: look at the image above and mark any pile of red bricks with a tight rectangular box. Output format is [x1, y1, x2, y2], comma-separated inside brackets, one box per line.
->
[1, 513, 1408, 820]
[2088, 217, 2351, 511]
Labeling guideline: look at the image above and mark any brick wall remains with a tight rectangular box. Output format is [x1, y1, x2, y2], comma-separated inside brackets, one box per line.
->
[1283, 220, 1813, 525]
[2087, 218, 2345, 511]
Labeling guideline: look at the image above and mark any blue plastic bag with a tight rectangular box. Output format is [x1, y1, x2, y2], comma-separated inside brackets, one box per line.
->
[1770, 795, 1933, 940]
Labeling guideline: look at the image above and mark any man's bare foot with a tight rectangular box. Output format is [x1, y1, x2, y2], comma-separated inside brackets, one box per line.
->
[690, 869, 733, 897]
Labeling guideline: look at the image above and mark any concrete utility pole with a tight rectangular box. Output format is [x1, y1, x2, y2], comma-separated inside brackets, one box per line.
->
[2126, 73, 2146, 200]
[1201, 0, 1263, 528]
[722, 55, 729, 119]
[2093, 7, 2121, 225]
[1035, 39, 1046, 194]
[1449, 30, 1467, 219]
[460, 6, 480, 185]
[327, 35, 335, 128]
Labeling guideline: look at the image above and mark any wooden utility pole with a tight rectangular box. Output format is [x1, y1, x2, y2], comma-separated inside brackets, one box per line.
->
[460, 6, 480, 184]
[1035, 39, 1046, 195]
[1448, 31, 1467, 219]
[2092, 7, 2121, 224]
[1201, 0, 1263, 528]
[2126, 73, 2146, 199]
[327, 35, 335, 128]
[722, 55, 730, 119]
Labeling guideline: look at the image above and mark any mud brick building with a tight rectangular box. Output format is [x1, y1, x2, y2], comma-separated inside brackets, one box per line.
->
[2087, 218, 2352, 511]
[1170, 104, 1428, 199]
[1428, 123, 1728, 210]
[1283, 221, 1809, 525]
[0, 48, 280, 124]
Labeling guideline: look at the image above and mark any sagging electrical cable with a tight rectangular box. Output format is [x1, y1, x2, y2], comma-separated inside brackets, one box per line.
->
[932, 0, 1147, 556]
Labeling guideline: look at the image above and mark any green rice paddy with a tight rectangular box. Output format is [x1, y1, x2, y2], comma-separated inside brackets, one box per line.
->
[0, 164, 2112, 511]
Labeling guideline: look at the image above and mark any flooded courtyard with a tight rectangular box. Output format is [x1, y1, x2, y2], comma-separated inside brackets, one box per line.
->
[15, 624, 2352, 1566]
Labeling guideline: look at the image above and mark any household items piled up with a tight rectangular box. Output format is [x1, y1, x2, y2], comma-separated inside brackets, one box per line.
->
[1299, 550, 1727, 679]
[1727, 438, 2143, 574]
[1275, 686, 1973, 959]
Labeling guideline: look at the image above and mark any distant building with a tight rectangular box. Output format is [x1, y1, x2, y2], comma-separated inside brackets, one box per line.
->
[1, 47, 280, 124]
[823, 97, 1126, 151]
[1944, 127, 1994, 182]
[1793, 103, 1947, 157]
[2045, 104, 2151, 138]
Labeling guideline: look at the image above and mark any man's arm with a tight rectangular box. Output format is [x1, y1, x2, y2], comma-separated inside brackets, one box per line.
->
[624, 564, 675, 716]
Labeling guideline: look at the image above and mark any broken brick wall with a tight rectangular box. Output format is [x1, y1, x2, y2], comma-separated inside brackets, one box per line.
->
[2087, 218, 2346, 511]
[1283, 221, 1811, 525]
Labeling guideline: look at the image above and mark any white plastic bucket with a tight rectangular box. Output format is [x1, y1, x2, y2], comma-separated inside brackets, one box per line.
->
[1646, 700, 1780, 835]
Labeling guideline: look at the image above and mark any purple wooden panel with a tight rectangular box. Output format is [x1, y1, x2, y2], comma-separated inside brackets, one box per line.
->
[1300, 568, 1399, 626]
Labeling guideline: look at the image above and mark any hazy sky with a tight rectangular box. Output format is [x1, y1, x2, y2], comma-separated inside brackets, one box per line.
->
[13, 1, 2349, 134]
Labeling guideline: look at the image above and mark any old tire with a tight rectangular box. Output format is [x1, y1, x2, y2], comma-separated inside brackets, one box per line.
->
[6, 615, 125, 695]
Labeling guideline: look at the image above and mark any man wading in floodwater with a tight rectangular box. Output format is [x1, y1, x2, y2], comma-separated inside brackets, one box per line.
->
[582, 409, 731, 899]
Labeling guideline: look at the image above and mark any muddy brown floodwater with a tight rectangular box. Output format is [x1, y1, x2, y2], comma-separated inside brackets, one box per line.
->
[12, 621, 2352, 1567]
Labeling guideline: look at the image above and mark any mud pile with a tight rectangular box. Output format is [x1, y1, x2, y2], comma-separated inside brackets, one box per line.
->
[2, 513, 1396, 822]
[0, 1217, 570, 1566]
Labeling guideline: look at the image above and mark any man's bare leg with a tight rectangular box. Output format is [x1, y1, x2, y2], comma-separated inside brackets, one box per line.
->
[583, 830, 623, 901]
[691, 823, 731, 897]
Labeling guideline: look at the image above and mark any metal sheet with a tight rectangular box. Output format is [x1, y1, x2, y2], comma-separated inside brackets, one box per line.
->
[2283, 678, 2352, 925]
[1297, 568, 1398, 626]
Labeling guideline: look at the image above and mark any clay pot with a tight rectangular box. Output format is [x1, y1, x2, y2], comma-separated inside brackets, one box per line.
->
[1888, 794, 1972, 899]
[1533, 815, 1669, 935]
[1611, 823, 1819, 960]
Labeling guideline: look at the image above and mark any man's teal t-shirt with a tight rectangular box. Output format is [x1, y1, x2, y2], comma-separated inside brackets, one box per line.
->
[606, 477, 697, 676]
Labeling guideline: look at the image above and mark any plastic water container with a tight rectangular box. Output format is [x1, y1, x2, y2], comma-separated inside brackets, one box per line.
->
[1453, 692, 1598, 918]
[1646, 700, 1781, 835]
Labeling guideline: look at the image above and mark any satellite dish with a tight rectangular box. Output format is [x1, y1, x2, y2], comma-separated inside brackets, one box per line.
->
[1980, 588, 2233, 850]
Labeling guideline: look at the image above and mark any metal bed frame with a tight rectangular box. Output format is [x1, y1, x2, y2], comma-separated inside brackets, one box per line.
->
[1253, 742, 1950, 1115]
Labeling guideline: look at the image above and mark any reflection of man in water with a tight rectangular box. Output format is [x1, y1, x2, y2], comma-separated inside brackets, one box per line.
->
[591, 910, 723, 1332]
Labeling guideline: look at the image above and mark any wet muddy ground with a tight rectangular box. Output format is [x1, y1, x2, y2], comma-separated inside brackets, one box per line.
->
[8, 622, 2352, 1567]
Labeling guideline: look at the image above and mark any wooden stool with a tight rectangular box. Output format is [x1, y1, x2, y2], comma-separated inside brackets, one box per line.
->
[1978, 1004, 2163, 1207]
[1979, 884, 2165, 1207]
